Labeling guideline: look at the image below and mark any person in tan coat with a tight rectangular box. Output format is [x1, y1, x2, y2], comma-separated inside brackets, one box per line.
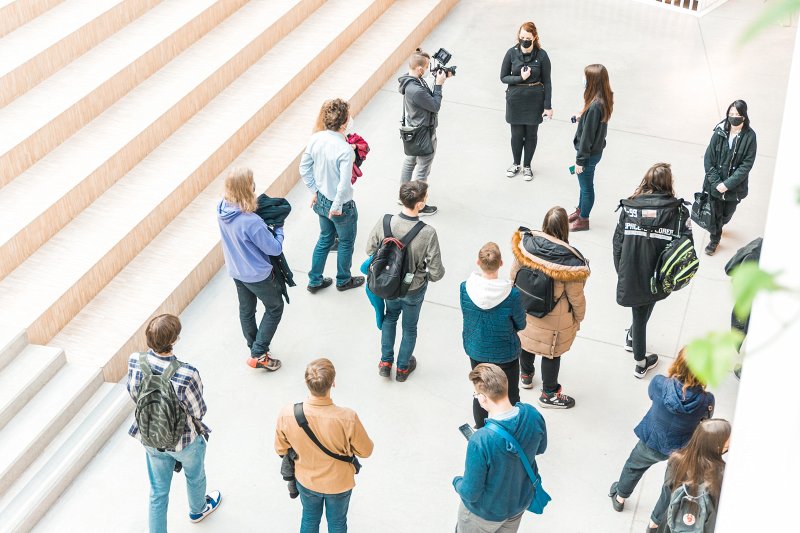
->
[510, 207, 590, 409]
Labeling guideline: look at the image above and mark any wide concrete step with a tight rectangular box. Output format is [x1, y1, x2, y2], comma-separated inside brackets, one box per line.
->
[0, 0, 158, 108]
[0, 328, 27, 371]
[0, 0, 247, 188]
[0, 344, 65, 430]
[0, 363, 101, 496]
[0, 0, 321, 280]
[0, 383, 131, 532]
[0, 0, 387, 347]
[0, 0, 63, 38]
[52, 0, 459, 381]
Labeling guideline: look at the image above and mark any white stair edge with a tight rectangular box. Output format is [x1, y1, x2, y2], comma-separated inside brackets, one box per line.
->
[0, 345, 65, 430]
[0, 383, 132, 533]
[0, 329, 27, 371]
[0, 364, 102, 495]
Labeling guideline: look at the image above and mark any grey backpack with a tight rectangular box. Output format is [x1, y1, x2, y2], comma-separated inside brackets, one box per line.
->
[134, 353, 186, 449]
[665, 483, 714, 533]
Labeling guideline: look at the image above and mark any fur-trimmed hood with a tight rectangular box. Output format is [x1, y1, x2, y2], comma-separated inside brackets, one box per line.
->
[512, 228, 590, 282]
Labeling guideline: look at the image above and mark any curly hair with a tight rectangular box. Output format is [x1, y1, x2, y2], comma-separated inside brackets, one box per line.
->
[314, 98, 350, 132]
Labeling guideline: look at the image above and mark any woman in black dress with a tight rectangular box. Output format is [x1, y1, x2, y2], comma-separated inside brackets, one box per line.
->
[500, 21, 552, 181]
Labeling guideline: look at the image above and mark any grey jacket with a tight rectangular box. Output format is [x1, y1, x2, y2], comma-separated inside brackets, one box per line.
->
[366, 213, 445, 292]
[398, 74, 442, 130]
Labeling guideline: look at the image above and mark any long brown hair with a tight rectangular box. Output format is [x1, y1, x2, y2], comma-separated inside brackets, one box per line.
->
[668, 347, 706, 395]
[631, 162, 675, 198]
[542, 206, 569, 243]
[581, 64, 613, 123]
[668, 419, 731, 505]
[517, 22, 541, 49]
[224, 167, 257, 213]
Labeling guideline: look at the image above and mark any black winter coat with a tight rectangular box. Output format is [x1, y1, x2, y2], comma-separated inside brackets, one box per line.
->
[255, 194, 296, 303]
[573, 101, 607, 165]
[703, 124, 757, 201]
[613, 194, 691, 307]
[500, 45, 552, 125]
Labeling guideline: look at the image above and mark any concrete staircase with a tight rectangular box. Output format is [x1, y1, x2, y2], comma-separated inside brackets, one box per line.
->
[0, 0, 457, 529]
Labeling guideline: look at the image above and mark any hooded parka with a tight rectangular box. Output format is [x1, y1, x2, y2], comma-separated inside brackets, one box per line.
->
[510, 229, 590, 358]
[703, 122, 757, 202]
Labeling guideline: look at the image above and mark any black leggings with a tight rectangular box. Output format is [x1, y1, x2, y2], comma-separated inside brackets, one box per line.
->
[510, 124, 539, 167]
[519, 349, 561, 394]
[470, 358, 520, 428]
[631, 303, 656, 361]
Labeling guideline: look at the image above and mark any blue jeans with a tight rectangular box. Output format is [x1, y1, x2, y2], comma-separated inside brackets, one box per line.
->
[309, 194, 357, 287]
[297, 481, 352, 533]
[576, 153, 602, 218]
[380, 283, 427, 369]
[234, 273, 284, 357]
[145, 436, 207, 533]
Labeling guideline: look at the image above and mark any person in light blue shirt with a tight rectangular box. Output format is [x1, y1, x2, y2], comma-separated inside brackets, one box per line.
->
[300, 98, 364, 293]
[217, 167, 284, 372]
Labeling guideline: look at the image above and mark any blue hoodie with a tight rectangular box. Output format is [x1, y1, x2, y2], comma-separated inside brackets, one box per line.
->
[217, 199, 284, 283]
[634, 375, 715, 456]
[453, 403, 547, 522]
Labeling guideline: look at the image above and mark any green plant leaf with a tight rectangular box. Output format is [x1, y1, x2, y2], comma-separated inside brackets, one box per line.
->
[741, 0, 800, 44]
[686, 331, 744, 387]
[730, 263, 783, 321]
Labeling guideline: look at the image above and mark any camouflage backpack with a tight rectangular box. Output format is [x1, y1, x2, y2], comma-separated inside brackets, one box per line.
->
[135, 353, 186, 449]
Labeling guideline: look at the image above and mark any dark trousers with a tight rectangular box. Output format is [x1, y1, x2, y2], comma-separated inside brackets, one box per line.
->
[631, 303, 656, 361]
[234, 273, 284, 358]
[614, 439, 669, 498]
[510, 124, 539, 167]
[469, 357, 520, 429]
[709, 196, 739, 243]
[519, 349, 561, 393]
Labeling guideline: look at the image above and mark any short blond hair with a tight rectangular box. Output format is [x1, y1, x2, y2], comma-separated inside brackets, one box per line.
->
[224, 167, 256, 213]
[305, 358, 336, 396]
[469, 363, 508, 401]
[478, 242, 502, 272]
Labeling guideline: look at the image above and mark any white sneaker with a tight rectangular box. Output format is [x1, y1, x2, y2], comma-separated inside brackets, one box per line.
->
[189, 491, 221, 523]
[506, 164, 521, 178]
[523, 167, 533, 181]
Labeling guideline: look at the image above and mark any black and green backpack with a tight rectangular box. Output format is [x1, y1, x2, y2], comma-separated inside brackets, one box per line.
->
[135, 353, 186, 449]
[651, 206, 699, 295]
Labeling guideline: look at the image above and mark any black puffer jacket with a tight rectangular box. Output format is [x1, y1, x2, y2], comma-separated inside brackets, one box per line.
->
[703, 123, 757, 201]
[613, 194, 691, 307]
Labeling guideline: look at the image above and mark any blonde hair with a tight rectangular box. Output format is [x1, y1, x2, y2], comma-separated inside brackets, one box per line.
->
[409, 49, 431, 70]
[478, 242, 502, 273]
[224, 167, 256, 213]
[305, 358, 336, 396]
[469, 363, 508, 401]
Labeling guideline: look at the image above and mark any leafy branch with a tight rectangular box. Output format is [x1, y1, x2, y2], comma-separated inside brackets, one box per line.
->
[740, 0, 800, 44]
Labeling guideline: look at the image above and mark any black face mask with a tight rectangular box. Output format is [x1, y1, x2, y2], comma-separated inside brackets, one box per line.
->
[728, 116, 744, 127]
[520, 39, 533, 49]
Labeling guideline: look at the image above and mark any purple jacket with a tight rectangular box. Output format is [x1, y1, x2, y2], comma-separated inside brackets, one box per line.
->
[217, 199, 284, 283]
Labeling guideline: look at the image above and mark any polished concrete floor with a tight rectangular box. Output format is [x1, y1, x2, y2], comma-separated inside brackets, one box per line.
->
[37, 1, 796, 531]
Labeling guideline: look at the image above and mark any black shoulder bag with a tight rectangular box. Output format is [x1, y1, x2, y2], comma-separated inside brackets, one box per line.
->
[399, 80, 435, 156]
[293, 403, 362, 474]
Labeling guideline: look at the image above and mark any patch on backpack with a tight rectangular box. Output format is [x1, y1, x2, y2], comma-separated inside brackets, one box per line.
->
[641, 209, 657, 218]
[683, 513, 696, 526]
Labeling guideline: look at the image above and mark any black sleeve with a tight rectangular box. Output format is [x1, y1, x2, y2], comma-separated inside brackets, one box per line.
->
[541, 49, 552, 109]
[703, 132, 721, 187]
[500, 48, 522, 85]
[576, 103, 601, 165]
[612, 209, 625, 273]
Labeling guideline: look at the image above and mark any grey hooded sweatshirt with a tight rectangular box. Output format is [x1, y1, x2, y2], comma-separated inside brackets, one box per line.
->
[398, 74, 442, 129]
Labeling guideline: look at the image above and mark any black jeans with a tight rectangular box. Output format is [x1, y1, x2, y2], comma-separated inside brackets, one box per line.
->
[614, 439, 669, 499]
[469, 358, 520, 429]
[631, 303, 656, 361]
[234, 273, 284, 358]
[510, 124, 539, 167]
[519, 349, 561, 393]
[709, 196, 739, 243]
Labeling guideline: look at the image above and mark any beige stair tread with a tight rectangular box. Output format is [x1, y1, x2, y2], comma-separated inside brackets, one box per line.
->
[0, 0, 240, 184]
[0, 0, 313, 279]
[0, 0, 383, 342]
[0, 0, 63, 39]
[0, 363, 101, 495]
[53, 0, 452, 375]
[0, 345, 65, 430]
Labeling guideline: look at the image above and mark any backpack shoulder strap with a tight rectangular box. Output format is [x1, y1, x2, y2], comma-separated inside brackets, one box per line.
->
[382, 214, 393, 239]
[162, 358, 182, 382]
[138, 352, 152, 378]
[484, 420, 539, 487]
[399, 221, 426, 246]
[293, 402, 355, 464]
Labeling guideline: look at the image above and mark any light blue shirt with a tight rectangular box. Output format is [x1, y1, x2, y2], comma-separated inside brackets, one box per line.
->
[299, 130, 355, 213]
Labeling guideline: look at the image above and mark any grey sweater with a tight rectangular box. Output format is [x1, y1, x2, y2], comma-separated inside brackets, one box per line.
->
[366, 213, 445, 292]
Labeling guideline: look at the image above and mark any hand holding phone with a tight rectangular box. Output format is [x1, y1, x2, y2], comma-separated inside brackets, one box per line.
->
[458, 423, 475, 441]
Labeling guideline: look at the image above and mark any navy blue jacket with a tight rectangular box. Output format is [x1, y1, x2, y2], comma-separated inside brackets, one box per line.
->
[634, 375, 715, 456]
[460, 280, 526, 364]
[453, 403, 547, 521]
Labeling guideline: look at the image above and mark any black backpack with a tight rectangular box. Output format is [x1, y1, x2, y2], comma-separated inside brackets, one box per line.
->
[134, 353, 186, 449]
[367, 215, 426, 300]
[514, 268, 558, 318]
[651, 207, 699, 295]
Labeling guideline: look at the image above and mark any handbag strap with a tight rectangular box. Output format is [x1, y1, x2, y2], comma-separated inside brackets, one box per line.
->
[484, 420, 540, 487]
[293, 403, 356, 465]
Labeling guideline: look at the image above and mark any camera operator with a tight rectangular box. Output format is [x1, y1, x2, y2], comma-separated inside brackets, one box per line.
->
[398, 49, 451, 216]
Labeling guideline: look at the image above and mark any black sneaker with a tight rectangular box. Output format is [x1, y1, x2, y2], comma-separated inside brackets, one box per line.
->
[608, 482, 624, 512]
[624, 328, 633, 352]
[705, 241, 719, 256]
[520, 373, 533, 389]
[378, 361, 392, 378]
[538, 387, 575, 409]
[634, 354, 659, 379]
[523, 166, 533, 181]
[395, 356, 417, 382]
[336, 276, 365, 291]
[419, 205, 437, 216]
[307, 277, 333, 294]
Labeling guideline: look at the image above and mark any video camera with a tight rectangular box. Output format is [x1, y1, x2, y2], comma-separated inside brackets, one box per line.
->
[430, 48, 457, 77]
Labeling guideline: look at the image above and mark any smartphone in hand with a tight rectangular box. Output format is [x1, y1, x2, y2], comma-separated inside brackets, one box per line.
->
[458, 423, 475, 441]
[569, 165, 576, 175]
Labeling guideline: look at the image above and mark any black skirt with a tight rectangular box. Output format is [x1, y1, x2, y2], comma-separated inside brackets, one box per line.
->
[506, 84, 545, 125]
